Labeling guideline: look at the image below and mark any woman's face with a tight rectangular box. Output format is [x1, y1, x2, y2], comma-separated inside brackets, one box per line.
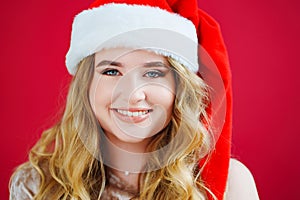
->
[89, 48, 176, 144]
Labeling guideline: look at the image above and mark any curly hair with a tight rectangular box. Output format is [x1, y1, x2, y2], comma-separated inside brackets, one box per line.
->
[10, 54, 215, 200]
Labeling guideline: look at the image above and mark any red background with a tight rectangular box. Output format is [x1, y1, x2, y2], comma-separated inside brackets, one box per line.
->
[1, 0, 299, 199]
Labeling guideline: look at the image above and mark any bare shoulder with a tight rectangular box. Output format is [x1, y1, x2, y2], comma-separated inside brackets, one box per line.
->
[224, 158, 260, 200]
[9, 163, 41, 200]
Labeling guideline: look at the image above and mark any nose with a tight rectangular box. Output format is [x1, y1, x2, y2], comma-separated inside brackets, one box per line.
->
[128, 85, 146, 104]
[115, 70, 147, 105]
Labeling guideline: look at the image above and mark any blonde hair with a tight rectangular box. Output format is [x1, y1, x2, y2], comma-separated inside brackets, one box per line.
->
[10, 54, 214, 199]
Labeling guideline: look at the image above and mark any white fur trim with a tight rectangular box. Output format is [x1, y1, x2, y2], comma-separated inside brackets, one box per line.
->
[66, 3, 198, 75]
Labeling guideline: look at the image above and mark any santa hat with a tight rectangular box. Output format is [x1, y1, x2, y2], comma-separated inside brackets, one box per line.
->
[66, 0, 232, 199]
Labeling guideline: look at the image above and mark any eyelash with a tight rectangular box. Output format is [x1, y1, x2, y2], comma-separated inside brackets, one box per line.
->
[100, 68, 165, 78]
[144, 70, 165, 78]
[101, 69, 120, 76]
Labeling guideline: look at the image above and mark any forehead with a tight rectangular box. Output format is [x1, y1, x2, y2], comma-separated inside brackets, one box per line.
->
[94, 47, 167, 64]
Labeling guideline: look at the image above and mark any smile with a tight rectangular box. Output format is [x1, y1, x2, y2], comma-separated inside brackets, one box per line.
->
[111, 108, 153, 123]
[114, 109, 151, 117]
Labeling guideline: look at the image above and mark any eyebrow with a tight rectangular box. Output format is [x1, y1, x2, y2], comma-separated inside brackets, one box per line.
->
[96, 60, 170, 69]
[143, 61, 170, 68]
[96, 60, 123, 68]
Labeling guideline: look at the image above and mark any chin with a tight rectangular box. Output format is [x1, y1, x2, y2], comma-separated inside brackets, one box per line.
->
[105, 130, 153, 144]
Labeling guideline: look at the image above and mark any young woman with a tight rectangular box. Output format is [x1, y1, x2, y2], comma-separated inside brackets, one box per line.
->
[9, 0, 259, 199]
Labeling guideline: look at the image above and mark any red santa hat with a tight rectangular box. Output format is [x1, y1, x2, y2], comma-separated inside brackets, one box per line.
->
[66, 1, 199, 75]
[66, 0, 232, 199]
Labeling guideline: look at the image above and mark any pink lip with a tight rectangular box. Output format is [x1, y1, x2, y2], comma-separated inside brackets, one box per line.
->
[111, 108, 152, 123]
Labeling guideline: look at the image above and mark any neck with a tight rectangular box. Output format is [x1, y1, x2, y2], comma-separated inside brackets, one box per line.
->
[101, 133, 152, 188]
[107, 167, 141, 192]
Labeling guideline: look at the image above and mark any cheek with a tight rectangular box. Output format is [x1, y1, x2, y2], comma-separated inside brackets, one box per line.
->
[148, 85, 175, 116]
[162, 92, 175, 118]
[89, 75, 115, 112]
[89, 77, 117, 133]
[154, 90, 174, 106]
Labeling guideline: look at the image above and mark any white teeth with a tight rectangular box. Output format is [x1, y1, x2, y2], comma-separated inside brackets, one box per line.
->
[133, 112, 138, 117]
[116, 109, 149, 117]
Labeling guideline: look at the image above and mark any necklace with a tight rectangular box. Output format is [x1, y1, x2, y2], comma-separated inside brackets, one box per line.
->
[106, 168, 140, 192]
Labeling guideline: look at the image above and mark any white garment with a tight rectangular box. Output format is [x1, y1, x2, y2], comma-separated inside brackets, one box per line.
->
[9, 164, 41, 200]
[9, 164, 137, 200]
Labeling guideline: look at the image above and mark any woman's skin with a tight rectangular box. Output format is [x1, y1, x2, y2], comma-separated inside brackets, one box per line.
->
[89, 48, 176, 189]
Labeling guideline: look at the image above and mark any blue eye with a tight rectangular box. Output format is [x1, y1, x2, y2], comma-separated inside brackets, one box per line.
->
[102, 69, 120, 76]
[145, 71, 165, 78]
